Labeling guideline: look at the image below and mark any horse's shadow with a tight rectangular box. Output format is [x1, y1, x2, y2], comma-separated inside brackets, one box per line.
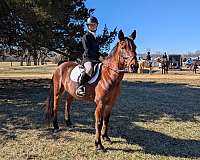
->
[1, 79, 200, 158]
[110, 123, 200, 157]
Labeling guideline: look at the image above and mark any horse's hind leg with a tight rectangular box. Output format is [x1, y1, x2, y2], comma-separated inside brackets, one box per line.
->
[149, 67, 152, 74]
[64, 94, 74, 126]
[52, 75, 63, 131]
[53, 92, 60, 130]
[166, 67, 168, 74]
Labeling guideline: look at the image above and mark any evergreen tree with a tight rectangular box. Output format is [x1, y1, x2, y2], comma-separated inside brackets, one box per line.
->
[0, 0, 117, 64]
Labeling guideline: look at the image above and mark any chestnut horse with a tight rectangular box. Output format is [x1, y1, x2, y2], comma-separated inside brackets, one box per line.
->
[44, 30, 137, 151]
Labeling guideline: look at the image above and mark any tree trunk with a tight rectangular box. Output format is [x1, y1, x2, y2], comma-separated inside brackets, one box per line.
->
[26, 55, 31, 66]
[20, 60, 23, 66]
[33, 48, 38, 65]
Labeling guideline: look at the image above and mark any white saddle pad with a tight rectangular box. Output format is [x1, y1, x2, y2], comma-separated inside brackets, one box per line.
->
[70, 63, 102, 84]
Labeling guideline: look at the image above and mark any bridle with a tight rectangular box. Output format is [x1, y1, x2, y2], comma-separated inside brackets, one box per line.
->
[104, 39, 136, 74]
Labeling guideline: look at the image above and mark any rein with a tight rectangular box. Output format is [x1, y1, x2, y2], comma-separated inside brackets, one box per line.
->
[103, 64, 126, 74]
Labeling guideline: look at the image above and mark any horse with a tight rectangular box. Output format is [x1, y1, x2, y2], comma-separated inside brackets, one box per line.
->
[155, 57, 169, 74]
[44, 30, 137, 151]
[190, 59, 200, 74]
[138, 59, 153, 74]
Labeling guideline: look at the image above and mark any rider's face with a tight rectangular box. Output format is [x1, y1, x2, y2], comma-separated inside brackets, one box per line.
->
[88, 23, 97, 32]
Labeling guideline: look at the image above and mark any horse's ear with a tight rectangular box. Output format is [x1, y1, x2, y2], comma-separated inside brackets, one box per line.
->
[130, 30, 136, 40]
[118, 30, 125, 41]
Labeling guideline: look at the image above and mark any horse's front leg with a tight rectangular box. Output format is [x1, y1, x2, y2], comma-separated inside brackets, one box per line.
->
[64, 95, 74, 126]
[94, 101, 104, 151]
[102, 86, 120, 144]
[102, 105, 112, 144]
[149, 67, 152, 74]
[164, 66, 165, 74]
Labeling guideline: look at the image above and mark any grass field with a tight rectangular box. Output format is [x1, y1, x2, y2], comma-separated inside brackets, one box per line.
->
[0, 62, 200, 160]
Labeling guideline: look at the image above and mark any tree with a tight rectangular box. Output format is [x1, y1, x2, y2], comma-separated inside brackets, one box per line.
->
[0, 0, 117, 64]
[97, 25, 117, 54]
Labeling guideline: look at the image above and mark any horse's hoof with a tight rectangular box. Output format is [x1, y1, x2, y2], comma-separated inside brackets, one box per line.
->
[53, 128, 60, 133]
[96, 148, 107, 153]
[96, 145, 106, 152]
[95, 141, 106, 152]
[65, 120, 72, 127]
[53, 122, 59, 131]
[102, 135, 112, 144]
[53, 124, 59, 133]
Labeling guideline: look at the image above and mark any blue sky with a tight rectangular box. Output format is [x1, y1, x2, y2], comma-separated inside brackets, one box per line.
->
[85, 0, 200, 54]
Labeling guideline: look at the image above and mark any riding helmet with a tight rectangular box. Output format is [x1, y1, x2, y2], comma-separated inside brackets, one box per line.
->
[86, 16, 98, 25]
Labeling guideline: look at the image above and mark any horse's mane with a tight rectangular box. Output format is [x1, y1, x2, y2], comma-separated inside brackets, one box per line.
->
[107, 43, 118, 58]
[103, 43, 118, 65]
[109, 44, 118, 56]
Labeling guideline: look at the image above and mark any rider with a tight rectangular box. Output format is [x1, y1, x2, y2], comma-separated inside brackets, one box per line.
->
[76, 16, 102, 97]
[146, 51, 152, 67]
[146, 51, 151, 61]
[162, 52, 167, 59]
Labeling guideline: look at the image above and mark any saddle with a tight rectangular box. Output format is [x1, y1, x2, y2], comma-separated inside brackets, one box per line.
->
[70, 63, 102, 84]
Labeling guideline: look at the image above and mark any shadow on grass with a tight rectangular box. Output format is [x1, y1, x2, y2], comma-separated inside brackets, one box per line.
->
[0, 79, 200, 158]
[0, 79, 50, 143]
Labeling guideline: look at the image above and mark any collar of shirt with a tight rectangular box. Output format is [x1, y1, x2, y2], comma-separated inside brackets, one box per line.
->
[89, 30, 96, 38]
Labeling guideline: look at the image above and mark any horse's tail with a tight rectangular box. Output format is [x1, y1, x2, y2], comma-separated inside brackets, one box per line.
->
[44, 76, 54, 125]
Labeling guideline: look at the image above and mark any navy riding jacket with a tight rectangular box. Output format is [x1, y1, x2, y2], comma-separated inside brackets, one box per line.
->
[146, 54, 151, 61]
[82, 32, 101, 63]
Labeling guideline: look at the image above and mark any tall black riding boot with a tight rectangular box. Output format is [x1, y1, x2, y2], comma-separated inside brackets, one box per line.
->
[76, 73, 91, 97]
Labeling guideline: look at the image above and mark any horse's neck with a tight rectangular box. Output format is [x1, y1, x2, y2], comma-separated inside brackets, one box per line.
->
[101, 65, 124, 88]
[105, 57, 120, 69]
[102, 49, 124, 81]
[108, 48, 124, 69]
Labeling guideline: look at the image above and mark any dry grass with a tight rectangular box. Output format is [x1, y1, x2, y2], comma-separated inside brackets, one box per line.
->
[0, 62, 56, 79]
[0, 62, 200, 160]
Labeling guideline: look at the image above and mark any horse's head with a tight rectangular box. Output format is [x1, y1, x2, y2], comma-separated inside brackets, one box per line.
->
[117, 30, 138, 70]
